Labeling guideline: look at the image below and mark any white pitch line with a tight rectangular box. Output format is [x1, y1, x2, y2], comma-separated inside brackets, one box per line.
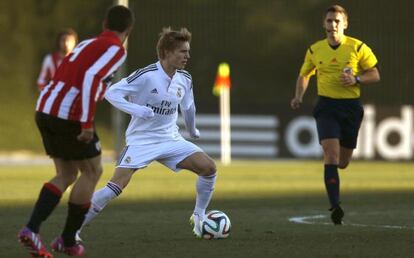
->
[288, 214, 414, 230]
[289, 215, 331, 225]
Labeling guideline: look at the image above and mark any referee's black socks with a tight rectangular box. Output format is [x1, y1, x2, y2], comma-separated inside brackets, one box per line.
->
[324, 164, 340, 209]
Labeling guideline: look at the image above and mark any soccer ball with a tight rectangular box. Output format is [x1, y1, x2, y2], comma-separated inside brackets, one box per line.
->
[201, 210, 231, 239]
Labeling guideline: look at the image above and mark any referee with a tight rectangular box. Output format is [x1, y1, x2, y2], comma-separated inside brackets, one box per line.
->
[291, 5, 380, 225]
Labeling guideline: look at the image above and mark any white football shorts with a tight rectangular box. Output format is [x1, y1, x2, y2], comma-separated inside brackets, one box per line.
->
[116, 139, 203, 172]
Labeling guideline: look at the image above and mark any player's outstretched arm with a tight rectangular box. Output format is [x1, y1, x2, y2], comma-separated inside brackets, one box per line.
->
[105, 80, 154, 120]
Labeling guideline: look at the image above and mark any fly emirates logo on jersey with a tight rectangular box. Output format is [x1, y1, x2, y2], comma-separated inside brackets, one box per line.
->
[146, 100, 177, 115]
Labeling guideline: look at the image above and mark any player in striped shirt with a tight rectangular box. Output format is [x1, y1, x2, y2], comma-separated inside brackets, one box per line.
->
[291, 5, 380, 225]
[76, 27, 217, 240]
[18, 5, 134, 257]
[37, 29, 78, 91]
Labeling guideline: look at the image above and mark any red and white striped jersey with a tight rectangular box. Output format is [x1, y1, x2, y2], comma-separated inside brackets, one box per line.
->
[36, 30, 126, 129]
[37, 52, 63, 90]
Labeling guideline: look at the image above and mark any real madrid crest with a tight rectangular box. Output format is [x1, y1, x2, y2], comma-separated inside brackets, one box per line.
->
[176, 88, 182, 98]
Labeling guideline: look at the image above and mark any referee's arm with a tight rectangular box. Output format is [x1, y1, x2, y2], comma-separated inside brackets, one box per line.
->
[340, 66, 380, 86]
[358, 67, 380, 85]
[291, 75, 311, 110]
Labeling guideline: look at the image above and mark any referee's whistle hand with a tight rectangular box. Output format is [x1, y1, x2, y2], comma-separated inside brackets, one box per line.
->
[77, 129, 94, 143]
[340, 73, 356, 86]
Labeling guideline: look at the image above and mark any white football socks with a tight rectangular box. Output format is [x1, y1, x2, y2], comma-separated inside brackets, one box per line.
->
[194, 174, 216, 220]
[80, 181, 123, 230]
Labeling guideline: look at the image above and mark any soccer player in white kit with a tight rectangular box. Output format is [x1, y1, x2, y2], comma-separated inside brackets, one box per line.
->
[78, 27, 216, 239]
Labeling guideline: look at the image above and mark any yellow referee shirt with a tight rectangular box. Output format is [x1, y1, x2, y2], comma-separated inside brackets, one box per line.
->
[299, 36, 378, 99]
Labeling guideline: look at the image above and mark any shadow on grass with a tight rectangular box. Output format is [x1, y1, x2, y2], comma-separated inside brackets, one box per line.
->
[3, 191, 414, 258]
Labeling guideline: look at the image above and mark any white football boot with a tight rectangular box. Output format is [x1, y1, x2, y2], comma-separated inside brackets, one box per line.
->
[189, 212, 203, 238]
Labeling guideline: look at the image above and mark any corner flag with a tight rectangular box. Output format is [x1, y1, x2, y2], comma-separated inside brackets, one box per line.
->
[212, 62, 232, 165]
[213, 62, 231, 96]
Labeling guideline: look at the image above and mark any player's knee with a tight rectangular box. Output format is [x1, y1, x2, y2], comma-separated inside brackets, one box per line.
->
[83, 165, 103, 182]
[92, 164, 103, 177]
[66, 173, 78, 185]
[323, 150, 339, 164]
[56, 171, 78, 188]
[93, 165, 104, 180]
[199, 161, 216, 177]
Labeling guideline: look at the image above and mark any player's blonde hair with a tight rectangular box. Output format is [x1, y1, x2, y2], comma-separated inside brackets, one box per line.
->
[156, 27, 192, 59]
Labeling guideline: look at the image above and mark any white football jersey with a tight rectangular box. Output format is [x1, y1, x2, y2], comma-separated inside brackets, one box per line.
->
[105, 61, 195, 145]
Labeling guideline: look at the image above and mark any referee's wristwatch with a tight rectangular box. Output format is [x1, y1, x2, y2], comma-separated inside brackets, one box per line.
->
[355, 76, 361, 84]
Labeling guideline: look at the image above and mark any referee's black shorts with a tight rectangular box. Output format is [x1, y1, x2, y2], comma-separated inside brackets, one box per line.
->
[35, 112, 101, 160]
[312, 96, 364, 149]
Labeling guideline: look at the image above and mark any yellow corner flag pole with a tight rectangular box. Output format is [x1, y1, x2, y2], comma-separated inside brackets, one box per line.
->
[213, 63, 231, 165]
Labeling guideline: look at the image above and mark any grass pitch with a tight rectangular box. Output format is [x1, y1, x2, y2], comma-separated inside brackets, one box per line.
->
[1, 160, 414, 258]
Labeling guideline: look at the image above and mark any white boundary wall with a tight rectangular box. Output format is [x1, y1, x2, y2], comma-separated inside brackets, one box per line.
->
[177, 114, 278, 158]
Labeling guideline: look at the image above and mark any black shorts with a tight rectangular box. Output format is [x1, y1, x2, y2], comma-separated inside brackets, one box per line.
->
[35, 112, 101, 160]
[313, 96, 364, 149]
